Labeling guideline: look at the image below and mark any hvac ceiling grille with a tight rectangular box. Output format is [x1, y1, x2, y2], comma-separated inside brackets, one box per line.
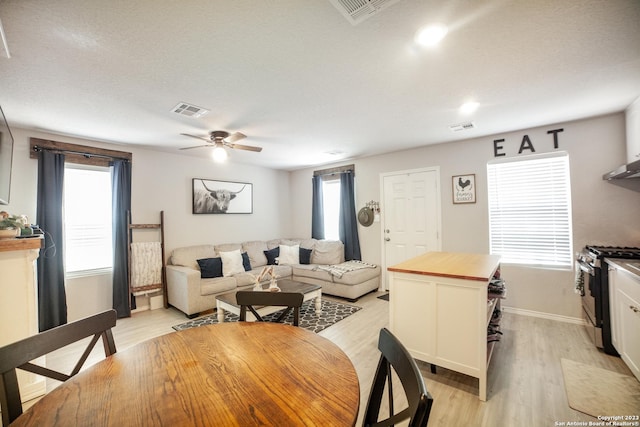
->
[328, 0, 402, 25]
[171, 102, 209, 118]
[449, 122, 476, 132]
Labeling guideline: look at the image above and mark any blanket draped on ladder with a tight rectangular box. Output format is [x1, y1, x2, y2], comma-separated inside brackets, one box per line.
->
[130, 242, 162, 293]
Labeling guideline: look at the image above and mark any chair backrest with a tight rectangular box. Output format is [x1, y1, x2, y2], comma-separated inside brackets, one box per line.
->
[236, 291, 304, 326]
[0, 309, 118, 425]
[363, 328, 434, 427]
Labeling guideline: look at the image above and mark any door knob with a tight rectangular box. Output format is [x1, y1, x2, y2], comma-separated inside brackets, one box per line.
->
[385, 237, 390, 242]
[385, 229, 390, 233]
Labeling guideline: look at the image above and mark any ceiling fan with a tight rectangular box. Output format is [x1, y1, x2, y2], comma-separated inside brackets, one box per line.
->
[180, 130, 262, 162]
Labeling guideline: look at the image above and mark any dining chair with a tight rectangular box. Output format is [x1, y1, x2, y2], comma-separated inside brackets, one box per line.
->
[0, 309, 118, 425]
[362, 328, 434, 427]
[236, 291, 304, 326]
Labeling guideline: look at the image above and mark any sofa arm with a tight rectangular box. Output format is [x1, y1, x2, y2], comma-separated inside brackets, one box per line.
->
[166, 265, 202, 315]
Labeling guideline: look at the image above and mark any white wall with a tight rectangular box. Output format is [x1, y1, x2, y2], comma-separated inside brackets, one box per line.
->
[290, 113, 640, 320]
[5, 128, 291, 320]
[5, 114, 640, 321]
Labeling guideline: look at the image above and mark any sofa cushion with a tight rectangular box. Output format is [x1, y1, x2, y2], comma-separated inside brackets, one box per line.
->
[220, 249, 245, 277]
[171, 245, 216, 270]
[291, 264, 333, 281]
[264, 247, 279, 265]
[299, 247, 312, 265]
[272, 265, 293, 279]
[266, 239, 282, 250]
[242, 252, 252, 271]
[215, 243, 242, 253]
[233, 272, 259, 287]
[197, 257, 223, 278]
[278, 244, 299, 265]
[200, 276, 237, 296]
[332, 265, 381, 285]
[242, 241, 268, 267]
[311, 240, 344, 265]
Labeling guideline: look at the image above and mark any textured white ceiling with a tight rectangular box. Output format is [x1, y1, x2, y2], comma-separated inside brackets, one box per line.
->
[1, 0, 639, 170]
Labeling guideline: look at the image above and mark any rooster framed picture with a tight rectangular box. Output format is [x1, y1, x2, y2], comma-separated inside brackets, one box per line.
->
[452, 174, 476, 204]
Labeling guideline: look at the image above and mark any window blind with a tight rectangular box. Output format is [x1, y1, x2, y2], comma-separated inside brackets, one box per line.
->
[64, 166, 113, 273]
[487, 152, 573, 268]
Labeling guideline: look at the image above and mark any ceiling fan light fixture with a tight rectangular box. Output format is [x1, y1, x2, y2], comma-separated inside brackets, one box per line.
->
[211, 146, 228, 162]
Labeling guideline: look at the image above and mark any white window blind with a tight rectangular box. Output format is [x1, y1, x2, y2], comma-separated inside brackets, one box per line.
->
[64, 166, 113, 273]
[487, 152, 573, 268]
[322, 178, 341, 241]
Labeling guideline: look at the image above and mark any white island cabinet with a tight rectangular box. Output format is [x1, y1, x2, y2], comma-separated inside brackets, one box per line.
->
[607, 258, 640, 381]
[388, 251, 501, 401]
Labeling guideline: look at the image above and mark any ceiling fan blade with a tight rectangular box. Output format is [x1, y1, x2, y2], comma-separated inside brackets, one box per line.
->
[228, 143, 263, 152]
[179, 144, 210, 150]
[181, 133, 212, 143]
[225, 132, 246, 143]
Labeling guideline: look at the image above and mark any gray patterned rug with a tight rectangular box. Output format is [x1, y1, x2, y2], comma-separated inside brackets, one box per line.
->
[173, 299, 362, 334]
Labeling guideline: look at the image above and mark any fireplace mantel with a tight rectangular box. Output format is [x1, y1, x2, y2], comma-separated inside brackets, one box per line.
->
[0, 235, 44, 252]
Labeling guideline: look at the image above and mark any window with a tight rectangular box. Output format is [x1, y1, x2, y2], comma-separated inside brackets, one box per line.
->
[322, 178, 341, 240]
[487, 152, 573, 269]
[64, 165, 112, 273]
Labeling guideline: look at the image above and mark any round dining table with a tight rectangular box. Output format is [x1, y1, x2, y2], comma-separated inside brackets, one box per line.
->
[13, 322, 360, 426]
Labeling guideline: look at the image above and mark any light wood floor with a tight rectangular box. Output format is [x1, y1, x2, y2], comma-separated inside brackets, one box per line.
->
[24, 291, 636, 427]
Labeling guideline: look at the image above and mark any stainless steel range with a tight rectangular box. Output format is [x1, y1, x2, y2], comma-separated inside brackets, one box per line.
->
[576, 245, 640, 355]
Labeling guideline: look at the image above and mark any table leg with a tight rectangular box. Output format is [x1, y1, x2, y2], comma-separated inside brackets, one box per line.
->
[315, 293, 322, 314]
[217, 308, 225, 323]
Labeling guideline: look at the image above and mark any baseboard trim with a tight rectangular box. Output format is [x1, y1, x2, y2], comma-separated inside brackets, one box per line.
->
[502, 305, 586, 325]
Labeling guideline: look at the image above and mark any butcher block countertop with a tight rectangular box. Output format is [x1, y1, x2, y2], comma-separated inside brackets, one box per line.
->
[388, 251, 501, 282]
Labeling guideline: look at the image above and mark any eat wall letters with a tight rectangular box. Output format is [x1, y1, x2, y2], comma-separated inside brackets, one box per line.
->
[493, 128, 563, 157]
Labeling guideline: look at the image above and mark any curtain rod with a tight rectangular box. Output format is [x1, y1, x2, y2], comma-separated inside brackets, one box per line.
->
[32, 145, 131, 162]
[313, 164, 355, 177]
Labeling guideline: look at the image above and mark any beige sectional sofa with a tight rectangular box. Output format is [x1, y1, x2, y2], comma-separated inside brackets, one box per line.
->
[166, 238, 381, 317]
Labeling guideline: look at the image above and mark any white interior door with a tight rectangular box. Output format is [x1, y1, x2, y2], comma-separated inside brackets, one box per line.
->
[381, 168, 441, 289]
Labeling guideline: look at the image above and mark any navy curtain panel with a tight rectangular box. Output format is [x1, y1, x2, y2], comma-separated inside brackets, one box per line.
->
[111, 160, 132, 318]
[339, 171, 361, 261]
[36, 150, 68, 331]
[311, 175, 324, 239]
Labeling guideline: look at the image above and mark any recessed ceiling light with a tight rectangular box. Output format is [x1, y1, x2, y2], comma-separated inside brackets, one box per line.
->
[459, 101, 480, 115]
[415, 24, 448, 47]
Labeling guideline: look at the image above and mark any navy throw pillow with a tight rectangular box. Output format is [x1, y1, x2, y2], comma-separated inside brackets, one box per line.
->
[299, 247, 312, 265]
[242, 252, 252, 271]
[264, 247, 280, 265]
[197, 257, 223, 278]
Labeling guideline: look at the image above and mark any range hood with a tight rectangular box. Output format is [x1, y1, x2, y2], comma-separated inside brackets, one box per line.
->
[603, 158, 640, 192]
[603, 158, 640, 179]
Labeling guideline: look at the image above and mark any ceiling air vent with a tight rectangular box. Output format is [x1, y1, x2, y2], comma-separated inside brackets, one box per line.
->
[449, 122, 476, 132]
[171, 102, 209, 118]
[328, 0, 402, 25]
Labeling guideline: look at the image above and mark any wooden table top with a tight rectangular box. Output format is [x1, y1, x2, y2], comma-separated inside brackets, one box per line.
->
[388, 251, 501, 281]
[13, 322, 360, 427]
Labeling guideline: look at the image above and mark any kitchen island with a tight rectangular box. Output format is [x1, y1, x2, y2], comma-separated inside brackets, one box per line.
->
[388, 251, 502, 401]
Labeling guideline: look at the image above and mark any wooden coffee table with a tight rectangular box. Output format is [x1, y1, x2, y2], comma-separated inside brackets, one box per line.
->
[216, 279, 322, 322]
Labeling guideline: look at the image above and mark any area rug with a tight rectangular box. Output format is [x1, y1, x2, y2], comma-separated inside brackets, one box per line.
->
[173, 299, 362, 334]
[561, 358, 640, 418]
[377, 293, 389, 301]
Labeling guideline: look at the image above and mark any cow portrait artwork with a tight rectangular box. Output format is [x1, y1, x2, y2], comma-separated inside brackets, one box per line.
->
[192, 178, 253, 214]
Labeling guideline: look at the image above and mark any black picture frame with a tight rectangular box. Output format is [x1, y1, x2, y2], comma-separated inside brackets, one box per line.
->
[452, 174, 476, 204]
[192, 178, 253, 214]
[0, 105, 15, 205]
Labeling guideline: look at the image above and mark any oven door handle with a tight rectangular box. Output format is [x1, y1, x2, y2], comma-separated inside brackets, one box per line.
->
[577, 262, 594, 275]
